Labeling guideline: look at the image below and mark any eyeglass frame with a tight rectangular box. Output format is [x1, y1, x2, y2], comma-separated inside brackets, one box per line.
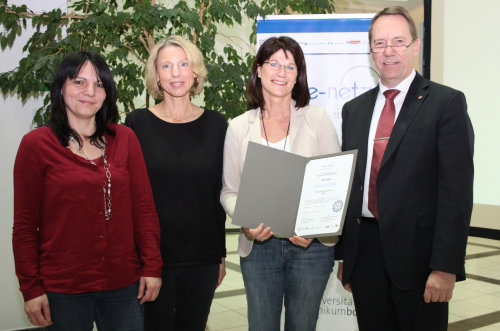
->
[262, 61, 297, 72]
[370, 39, 415, 53]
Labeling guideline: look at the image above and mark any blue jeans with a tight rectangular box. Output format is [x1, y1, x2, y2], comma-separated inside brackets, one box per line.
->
[241, 237, 335, 331]
[46, 282, 143, 331]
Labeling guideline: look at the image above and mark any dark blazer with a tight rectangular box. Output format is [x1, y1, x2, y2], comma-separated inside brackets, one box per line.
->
[336, 73, 474, 290]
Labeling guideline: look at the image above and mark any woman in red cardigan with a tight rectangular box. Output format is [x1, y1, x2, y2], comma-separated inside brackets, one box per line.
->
[12, 51, 162, 330]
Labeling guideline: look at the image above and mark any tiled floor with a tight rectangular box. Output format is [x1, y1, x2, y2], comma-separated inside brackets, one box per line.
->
[207, 233, 500, 331]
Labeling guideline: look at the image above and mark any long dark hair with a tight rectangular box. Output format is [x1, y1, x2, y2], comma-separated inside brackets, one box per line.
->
[48, 51, 118, 148]
[247, 36, 310, 111]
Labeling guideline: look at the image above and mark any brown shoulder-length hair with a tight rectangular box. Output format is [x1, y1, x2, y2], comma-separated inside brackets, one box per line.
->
[247, 36, 310, 110]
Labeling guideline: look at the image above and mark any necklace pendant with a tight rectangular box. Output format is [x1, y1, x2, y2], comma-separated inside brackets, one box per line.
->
[71, 135, 112, 222]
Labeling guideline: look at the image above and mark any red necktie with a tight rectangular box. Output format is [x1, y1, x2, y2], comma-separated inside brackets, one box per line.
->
[368, 89, 400, 219]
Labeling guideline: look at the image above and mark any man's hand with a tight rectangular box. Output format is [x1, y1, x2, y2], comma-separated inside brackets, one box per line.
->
[423, 270, 456, 303]
[137, 276, 162, 304]
[24, 294, 52, 327]
[336, 261, 352, 292]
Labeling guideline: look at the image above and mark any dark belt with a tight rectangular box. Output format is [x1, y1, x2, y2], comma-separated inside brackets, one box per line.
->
[359, 216, 377, 223]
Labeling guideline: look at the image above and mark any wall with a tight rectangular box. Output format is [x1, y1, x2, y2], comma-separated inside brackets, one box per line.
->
[432, 0, 500, 230]
[0, 0, 64, 329]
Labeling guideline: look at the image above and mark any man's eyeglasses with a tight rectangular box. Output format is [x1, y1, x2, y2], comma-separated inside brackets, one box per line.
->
[371, 39, 415, 53]
[263, 61, 296, 72]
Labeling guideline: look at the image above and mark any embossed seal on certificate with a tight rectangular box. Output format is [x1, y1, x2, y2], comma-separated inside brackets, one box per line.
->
[332, 199, 344, 212]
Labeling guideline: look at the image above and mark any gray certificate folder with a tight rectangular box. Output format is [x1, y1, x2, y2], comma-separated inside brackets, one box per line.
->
[232, 142, 357, 238]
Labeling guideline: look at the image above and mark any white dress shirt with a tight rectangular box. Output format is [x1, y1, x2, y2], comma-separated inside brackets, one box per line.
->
[362, 69, 416, 217]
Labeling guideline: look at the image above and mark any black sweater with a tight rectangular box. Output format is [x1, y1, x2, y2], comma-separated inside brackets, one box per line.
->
[125, 108, 227, 267]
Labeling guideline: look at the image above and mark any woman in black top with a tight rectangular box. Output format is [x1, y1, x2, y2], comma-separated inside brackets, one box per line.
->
[125, 35, 227, 331]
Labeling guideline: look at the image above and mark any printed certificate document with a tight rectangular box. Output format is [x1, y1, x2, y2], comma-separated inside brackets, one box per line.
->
[232, 142, 357, 238]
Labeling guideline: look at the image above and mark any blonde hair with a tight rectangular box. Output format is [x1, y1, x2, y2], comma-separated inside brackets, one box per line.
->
[145, 35, 207, 99]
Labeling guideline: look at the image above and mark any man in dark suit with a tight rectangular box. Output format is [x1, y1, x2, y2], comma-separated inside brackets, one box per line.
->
[336, 6, 474, 331]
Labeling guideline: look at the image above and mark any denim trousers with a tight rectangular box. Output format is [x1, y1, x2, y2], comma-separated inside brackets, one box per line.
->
[240, 237, 335, 331]
[46, 281, 143, 331]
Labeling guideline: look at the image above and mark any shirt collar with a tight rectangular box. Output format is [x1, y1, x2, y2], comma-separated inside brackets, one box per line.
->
[378, 69, 416, 95]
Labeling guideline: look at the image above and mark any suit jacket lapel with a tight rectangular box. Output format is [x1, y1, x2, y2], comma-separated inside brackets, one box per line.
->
[248, 109, 261, 143]
[289, 101, 305, 149]
[381, 73, 429, 167]
[357, 87, 379, 180]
